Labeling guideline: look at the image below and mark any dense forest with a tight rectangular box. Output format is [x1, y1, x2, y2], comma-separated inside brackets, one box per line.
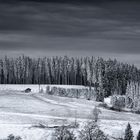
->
[0, 56, 140, 97]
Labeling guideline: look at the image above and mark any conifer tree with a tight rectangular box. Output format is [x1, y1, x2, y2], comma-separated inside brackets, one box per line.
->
[137, 130, 140, 140]
[124, 123, 133, 140]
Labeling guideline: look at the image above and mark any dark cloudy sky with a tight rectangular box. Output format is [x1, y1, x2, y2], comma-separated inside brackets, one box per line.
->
[1, 0, 140, 66]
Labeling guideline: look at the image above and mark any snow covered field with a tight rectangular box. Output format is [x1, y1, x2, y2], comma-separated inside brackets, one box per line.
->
[0, 84, 90, 93]
[0, 85, 139, 140]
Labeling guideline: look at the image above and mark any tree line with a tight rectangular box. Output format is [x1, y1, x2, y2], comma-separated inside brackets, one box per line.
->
[0, 56, 140, 97]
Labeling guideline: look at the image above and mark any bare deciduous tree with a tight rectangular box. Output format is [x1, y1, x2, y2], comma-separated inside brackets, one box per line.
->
[79, 121, 109, 140]
[52, 126, 76, 140]
[90, 106, 102, 122]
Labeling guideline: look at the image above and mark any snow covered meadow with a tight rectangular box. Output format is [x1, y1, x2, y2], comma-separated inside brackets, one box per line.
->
[0, 85, 139, 140]
[0, 84, 91, 93]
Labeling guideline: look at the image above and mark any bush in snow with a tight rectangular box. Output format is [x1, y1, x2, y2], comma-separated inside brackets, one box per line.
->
[69, 121, 79, 129]
[46, 86, 96, 100]
[111, 95, 125, 111]
[52, 126, 76, 140]
[124, 123, 133, 140]
[98, 102, 108, 108]
[7, 134, 22, 140]
[79, 121, 109, 140]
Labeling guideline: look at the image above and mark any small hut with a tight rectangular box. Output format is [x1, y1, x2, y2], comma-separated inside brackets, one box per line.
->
[25, 88, 32, 93]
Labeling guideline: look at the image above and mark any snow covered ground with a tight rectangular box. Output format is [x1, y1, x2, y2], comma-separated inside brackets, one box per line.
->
[0, 85, 139, 140]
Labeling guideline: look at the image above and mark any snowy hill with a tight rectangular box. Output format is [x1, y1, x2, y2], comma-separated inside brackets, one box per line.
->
[0, 85, 139, 140]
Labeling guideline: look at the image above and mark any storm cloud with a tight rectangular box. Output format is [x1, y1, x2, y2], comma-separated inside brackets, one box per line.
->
[0, 1, 140, 66]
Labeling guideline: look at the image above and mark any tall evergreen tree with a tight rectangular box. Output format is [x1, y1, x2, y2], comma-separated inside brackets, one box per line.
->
[124, 123, 133, 140]
[137, 130, 140, 140]
[0, 55, 140, 99]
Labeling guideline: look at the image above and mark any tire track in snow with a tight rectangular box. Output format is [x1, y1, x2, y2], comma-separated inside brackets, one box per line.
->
[0, 111, 88, 121]
[32, 95, 78, 109]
